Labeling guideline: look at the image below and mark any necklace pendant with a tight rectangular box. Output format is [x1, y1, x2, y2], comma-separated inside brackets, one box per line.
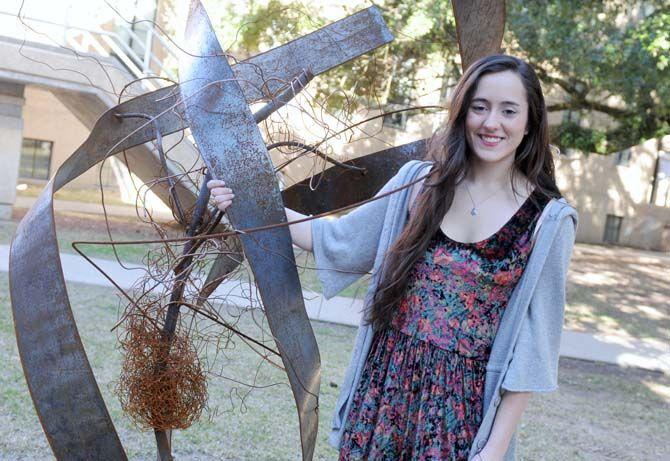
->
[470, 207, 477, 216]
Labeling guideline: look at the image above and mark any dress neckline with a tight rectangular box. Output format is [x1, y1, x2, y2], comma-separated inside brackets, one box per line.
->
[439, 191, 536, 246]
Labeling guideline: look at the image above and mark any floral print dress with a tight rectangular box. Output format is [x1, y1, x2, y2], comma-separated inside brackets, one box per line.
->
[339, 192, 549, 461]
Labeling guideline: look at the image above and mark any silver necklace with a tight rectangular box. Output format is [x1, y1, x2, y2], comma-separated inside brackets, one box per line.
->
[463, 182, 500, 216]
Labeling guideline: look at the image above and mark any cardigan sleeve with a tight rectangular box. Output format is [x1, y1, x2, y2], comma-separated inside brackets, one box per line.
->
[501, 215, 577, 392]
[311, 170, 403, 299]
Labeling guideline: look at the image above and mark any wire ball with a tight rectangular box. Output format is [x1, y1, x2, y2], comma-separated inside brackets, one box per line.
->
[116, 304, 208, 431]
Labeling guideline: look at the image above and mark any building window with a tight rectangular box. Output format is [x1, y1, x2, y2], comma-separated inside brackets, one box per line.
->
[384, 81, 412, 131]
[603, 214, 623, 244]
[560, 148, 582, 158]
[19, 138, 53, 180]
[650, 152, 670, 206]
[440, 72, 458, 103]
[615, 148, 632, 166]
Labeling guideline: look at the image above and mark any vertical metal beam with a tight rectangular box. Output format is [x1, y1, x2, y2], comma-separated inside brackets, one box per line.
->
[178, 2, 321, 458]
[452, 0, 506, 71]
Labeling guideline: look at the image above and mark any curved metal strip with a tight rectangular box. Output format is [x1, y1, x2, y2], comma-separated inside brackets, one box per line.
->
[282, 139, 427, 215]
[179, 2, 320, 458]
[236, 5, 393, 101]
[10, 170, 127, 459]
[10, 73, 202, 461]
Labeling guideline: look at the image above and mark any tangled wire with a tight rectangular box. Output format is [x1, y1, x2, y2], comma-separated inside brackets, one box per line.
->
[116, 297, 208, 431]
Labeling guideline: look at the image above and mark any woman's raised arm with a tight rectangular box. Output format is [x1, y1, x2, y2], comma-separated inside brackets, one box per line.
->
[207, 179, 312, 251]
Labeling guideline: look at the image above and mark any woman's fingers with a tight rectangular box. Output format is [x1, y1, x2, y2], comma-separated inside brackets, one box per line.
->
[206, 180, 234, 211]
[211, 187, 233, 196]
[215, 199, 232, 211]
[215, 194, 235, 204]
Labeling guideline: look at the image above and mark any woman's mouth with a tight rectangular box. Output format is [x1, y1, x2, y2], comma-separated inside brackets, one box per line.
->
[478, 134, 504, 147]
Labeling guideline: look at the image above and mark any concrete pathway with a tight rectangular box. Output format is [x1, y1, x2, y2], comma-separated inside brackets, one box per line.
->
[13, 195, 174, 220]
[1, 244, 668, 375]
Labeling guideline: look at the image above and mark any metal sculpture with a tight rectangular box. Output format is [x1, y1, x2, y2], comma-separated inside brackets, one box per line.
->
[9, 0, 505, 459]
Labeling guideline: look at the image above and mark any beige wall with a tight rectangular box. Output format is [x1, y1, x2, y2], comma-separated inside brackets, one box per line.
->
[21, 86, 116, 189]
[150, 0, 174, 77]
[555, 135, 670, 250]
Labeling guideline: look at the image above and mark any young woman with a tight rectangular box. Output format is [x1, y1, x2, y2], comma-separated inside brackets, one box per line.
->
[208, 55, 578, 461]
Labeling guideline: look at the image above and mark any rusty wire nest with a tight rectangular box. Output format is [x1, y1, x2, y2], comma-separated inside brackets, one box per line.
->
[115, 296, 208, 431]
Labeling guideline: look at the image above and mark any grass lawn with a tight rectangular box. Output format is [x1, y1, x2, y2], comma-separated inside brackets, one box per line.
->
[0, 208, 162, 265]
[0, 208, 369, 298]
[0, 274, 668, 460]
[16, 183, 128, 207]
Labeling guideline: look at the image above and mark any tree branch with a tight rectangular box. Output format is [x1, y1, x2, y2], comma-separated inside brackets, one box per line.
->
[581, 100, 631, 117]
[533, 63, 577, 94]
[547, 100, 631, 118]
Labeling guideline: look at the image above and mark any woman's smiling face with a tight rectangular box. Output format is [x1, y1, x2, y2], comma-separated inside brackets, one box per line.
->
[465, 70, 529, 166]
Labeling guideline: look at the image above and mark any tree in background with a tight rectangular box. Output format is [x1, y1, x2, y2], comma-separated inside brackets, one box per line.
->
[217, 0, 459, 120]
[214, 0, 669, 154]
[508, 0, 669, 154]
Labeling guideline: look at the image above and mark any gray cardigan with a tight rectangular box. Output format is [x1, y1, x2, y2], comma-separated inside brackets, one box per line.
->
[311, 160, 578, 460]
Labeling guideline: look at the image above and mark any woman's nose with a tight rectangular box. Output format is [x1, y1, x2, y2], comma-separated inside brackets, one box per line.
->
[482, 112, 501, 130]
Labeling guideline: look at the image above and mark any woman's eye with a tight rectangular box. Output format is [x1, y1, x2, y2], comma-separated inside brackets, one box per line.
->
[471, 105, 486, 112]
[503, 110, 517, 116]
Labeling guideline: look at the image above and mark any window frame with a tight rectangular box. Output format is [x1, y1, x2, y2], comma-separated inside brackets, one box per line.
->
[382, 106, 409, 130]
[19, 137, 53, 180]
[603, 214, 623, 244]
[615, 148, 632, 167]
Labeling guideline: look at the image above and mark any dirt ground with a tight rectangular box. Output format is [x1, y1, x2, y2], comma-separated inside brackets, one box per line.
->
[565, 243, 670, 341]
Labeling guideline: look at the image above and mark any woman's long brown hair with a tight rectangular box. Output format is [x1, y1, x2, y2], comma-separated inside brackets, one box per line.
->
[368, 55, 562, 330]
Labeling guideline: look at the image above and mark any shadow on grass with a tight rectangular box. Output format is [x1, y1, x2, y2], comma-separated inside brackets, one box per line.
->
[565, 243, 670, 341]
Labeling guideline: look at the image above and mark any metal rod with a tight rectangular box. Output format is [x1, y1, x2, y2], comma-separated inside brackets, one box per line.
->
[252, 68, 313, 122]
[268, 140, 367, 173]
[154, 170, 213, 456]
[154, 430, 172, 461]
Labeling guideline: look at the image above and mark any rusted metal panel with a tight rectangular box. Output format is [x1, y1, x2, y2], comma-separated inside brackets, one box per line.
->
[282, 139, 427, 215]
[58, 6, 392, 209]
[452, 0, 506, 71]
[178, 2, 320, 459]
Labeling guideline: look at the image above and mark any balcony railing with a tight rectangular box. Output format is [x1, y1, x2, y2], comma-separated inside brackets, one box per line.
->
[0, 9, 178, 90]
